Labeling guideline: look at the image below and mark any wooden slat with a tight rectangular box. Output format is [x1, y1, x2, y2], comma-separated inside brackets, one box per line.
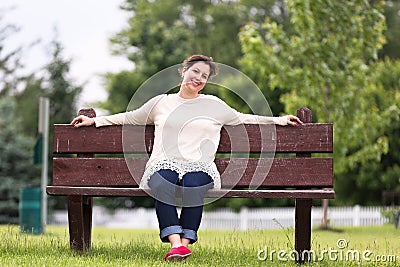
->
[218, 157, 333, 188]
[53, 123, 333, 154]
[53, 157, 333, 188]
[46, 186, 335, 199]
[53, 125, 154, 154]
[220, 123, 333, 153]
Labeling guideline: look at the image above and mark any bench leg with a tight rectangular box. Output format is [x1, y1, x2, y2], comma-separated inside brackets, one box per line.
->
[67, 196, 93, 252]
[295, 198, 312, 263]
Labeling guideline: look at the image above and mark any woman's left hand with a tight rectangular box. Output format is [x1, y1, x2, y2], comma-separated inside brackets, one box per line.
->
[274, 115, 304, 126]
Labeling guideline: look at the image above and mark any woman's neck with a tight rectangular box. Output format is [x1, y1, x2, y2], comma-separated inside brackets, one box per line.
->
[178, 89, 200, 99]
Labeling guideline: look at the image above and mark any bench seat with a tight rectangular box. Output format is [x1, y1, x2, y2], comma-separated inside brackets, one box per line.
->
[47, 186, 335, 199]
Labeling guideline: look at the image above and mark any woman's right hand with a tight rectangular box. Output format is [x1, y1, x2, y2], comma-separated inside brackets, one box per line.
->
[71, 115, 95, 128]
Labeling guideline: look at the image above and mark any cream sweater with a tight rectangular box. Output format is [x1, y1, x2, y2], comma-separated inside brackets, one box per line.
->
[94, 93, 282, 189]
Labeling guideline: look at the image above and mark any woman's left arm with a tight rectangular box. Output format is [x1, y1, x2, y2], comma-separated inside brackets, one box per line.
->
[211, 95, 303, 127]
[232, 113, 303, 126]
[219, 99, 303, 126]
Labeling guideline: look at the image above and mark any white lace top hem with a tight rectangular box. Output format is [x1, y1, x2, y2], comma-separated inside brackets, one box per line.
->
[139, 159, 221, 190]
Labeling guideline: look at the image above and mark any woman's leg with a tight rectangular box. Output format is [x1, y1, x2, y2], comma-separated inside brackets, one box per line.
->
[149, 169, 197, 261]
[180, 171, 214, 244]
[148, 169, 182, 244]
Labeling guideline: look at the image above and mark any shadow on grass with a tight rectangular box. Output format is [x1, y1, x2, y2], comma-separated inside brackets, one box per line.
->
[313, 226, 345, 233]
[84, 242, 165, 261]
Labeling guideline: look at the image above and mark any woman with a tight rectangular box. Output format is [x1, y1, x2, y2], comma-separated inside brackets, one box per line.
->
[71, 55, 302, 261]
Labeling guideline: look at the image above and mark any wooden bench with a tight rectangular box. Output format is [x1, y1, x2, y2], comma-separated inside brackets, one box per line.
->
[46, 107, 334, 262]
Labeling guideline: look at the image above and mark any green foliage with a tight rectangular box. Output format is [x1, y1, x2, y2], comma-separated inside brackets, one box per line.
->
[104, 0, 281, 113]
[13, 38, 83, 211]
[0, 9, 23, 97]
[0, 96, 39, 223]
[334, 59, 400, 205]
[379, 0, 400, 59]
[380, 207, 399, 224]
[45, 40, 82, 124]
[43, 39, 83, 210]
[0, 11, 41, 223]
[239, 0, 400, 205]
[240, 0, 386, 121]
[12, 38, 82, 136]
[114, 0, 277, 70]
[99, 71, 146, 113]
[14, 75, 46, 136]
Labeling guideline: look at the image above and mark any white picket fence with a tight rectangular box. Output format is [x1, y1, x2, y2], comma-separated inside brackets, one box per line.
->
[50, 205, 389, 230]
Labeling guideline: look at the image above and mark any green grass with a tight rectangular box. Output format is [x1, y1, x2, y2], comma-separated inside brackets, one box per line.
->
[0, 224, 398, 266]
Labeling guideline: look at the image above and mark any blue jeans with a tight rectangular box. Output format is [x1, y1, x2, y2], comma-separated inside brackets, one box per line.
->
[148, 169, 214, 243]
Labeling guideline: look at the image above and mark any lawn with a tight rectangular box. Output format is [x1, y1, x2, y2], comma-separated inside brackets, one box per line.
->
[0, 224, 398, 266]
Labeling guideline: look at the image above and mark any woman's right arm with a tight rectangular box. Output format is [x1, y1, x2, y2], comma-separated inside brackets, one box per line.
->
[71, 112, 131, 128]
[71, 95, 164, 128]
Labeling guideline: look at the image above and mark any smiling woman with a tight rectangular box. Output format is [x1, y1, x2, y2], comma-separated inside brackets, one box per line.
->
[178, 55, 218, 98]
[70, 54, 302, 262]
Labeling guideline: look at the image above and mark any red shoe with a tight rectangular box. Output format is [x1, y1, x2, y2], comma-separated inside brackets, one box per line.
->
[164, 246, 192, 261]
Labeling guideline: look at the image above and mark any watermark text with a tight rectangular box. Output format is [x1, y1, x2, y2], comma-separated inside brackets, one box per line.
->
[257, 239, 398, 263]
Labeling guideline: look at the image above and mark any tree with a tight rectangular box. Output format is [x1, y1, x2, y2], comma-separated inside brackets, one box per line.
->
[14, 36, 81, 137]
[239, 0, 389, 227]
[14, 37, 84, 210]
[0, 7, 40, 223]
[0, 8, 23, 96]
[0, 7, 44, 138]
[14, 75, 45, 136]
[40, 38, 83, 209]
[45, 39, 82, 124]
[0, 8, 83, 217]
[335, 59, 400, 205]
[103, 0, 282, 113]
[379, 0, 400, 59]
[0, 96, 39, 223]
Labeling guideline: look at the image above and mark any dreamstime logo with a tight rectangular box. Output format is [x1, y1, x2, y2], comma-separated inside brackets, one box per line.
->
[257, 239, 398, 263]
[121, 62, 277, 206]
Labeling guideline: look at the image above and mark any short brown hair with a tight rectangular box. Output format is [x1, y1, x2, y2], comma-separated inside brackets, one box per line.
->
[179, 54, 218, 79]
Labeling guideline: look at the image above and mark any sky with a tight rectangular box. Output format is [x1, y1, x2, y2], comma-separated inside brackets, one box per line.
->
[2, 0, 132, 107]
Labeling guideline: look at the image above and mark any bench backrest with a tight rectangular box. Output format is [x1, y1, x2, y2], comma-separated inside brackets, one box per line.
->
[52, 108, 333, 189]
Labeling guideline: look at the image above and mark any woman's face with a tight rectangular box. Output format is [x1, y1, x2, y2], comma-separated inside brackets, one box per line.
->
[181, 62, 211, 95]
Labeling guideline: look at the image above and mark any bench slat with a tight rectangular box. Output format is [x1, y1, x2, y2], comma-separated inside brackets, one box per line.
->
[46, 186, 335, 199]
[53, 157, 333, 188]
[53, 123, 333, 154]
